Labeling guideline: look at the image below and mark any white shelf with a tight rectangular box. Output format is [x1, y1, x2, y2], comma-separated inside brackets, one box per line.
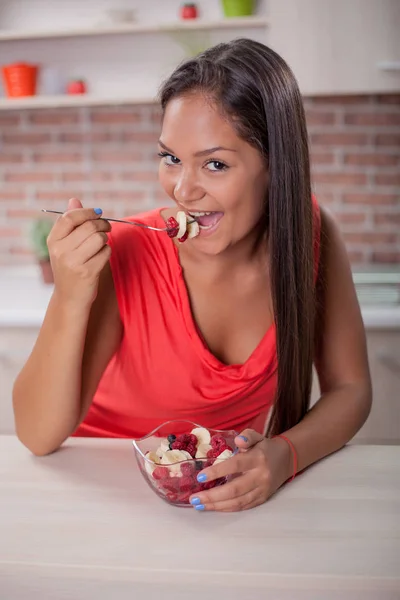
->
[0, 94, 159, 110]
[0, 17, 269, 42]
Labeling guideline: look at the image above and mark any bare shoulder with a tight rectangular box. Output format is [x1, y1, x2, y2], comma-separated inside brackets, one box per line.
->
[314, 205, 371, 393]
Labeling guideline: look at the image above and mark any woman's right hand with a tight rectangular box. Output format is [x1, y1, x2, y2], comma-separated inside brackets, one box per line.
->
[46, 197, 112, 308]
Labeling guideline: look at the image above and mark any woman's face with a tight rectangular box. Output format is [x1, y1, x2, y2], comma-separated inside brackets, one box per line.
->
[158, 93, 268, 255]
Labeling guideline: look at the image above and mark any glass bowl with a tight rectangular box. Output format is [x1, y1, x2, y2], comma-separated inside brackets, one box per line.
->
[132, 420, 238, 507]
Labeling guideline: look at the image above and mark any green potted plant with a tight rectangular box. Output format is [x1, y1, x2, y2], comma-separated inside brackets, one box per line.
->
[221, 0, 254, 17]
[30, 219, 54, 284]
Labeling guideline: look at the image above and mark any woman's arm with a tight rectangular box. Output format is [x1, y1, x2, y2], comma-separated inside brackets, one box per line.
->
[280, 205, 372, 474]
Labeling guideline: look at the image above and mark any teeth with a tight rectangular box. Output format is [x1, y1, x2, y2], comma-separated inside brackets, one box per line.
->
[189, 211, 213, 217]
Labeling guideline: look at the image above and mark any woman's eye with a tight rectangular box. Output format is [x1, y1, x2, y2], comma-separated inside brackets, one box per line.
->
[206, 161, 227, 172]
[158, 152, 180, 166]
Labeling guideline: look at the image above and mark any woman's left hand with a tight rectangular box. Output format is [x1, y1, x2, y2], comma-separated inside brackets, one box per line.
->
[189, 429, 292, 512]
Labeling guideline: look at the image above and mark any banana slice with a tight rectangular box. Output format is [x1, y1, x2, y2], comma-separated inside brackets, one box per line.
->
[159, 438, 170, 453]
[187, 220, 200, 239]
[161, 449, 192, 475]
[214, 449, 233, 464]
[195, 443, 212, 459]
[191, 427, 211, 447]
[176, 211, 187, 239]
[144, 451, 159, 475]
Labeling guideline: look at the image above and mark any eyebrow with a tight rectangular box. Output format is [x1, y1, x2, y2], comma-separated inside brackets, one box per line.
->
[158, 140, 237, 157]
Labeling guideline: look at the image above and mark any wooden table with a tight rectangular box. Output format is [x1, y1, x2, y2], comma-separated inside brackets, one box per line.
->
[1, 436, 399, 600]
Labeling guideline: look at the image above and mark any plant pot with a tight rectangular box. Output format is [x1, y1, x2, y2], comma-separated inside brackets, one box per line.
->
[2, 63, 38, 97]
[39, 260, 54, 284]
[222, 0, 254, 17]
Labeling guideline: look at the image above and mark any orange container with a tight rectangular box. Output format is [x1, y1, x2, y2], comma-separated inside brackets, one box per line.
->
[2, 62, 38, 97]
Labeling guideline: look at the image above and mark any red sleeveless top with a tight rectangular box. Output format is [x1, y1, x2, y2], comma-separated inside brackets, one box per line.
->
[74, 200, 321, 439]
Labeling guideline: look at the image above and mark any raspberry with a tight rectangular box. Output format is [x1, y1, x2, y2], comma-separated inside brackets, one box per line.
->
[205, 459, 214, 468]
[152, 466, 169, 480]
[171, 440, 185, 451]
[179, 493, 192, 504]
[181, 462, 195, 477]
[180, 476, 194, 493]
[207, 449, 214, 458]
[178, 230, 188, 243]
[215, 445, 231, 456]
[189, 434, 198, 446]
[166, 217, 179, 238]
[210, 434, 226, 450]
[186, 444, 197, 458]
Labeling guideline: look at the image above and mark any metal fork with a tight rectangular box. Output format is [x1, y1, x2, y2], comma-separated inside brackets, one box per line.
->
[41, 209, 195, 232]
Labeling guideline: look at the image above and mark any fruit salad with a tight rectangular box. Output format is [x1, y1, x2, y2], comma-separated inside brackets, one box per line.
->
[143, 426, 234, 505]
[166, 211, 200, 243]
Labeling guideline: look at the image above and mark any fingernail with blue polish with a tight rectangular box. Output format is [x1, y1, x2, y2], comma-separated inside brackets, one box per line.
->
[195, 504, 205, 511]
[197, 473, 207, 483]
[190, 497, 201, 505]
[238, 435, 248, 443]
[94, 208, 102, 215]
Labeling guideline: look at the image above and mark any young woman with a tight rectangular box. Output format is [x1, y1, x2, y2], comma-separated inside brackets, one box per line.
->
[13, 38, 371, 512]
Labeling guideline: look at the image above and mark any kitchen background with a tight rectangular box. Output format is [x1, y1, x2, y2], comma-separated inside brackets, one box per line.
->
[0, 0, 399, 441]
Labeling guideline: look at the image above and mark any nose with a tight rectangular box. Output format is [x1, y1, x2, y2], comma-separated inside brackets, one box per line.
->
[173, 169, 204, 205]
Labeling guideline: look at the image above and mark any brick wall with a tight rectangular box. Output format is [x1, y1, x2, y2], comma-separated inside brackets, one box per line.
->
[0, 94, 399, 266]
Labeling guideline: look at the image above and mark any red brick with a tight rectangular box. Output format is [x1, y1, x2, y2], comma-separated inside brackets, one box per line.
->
[92, 151, 142, 162]
[372, 251, 400, 263]
[35, 191, 86, 202]
[29, 111, 80, 125]
[374, 133, 400, 146]
[93, 191, 146, 202]
[310, 152, 335, 165]
[374, 173, 400, 186]
[0, 153, 23, 163]
[61, 172, 113, 182]
[0, 114, 20, 127]
[0, 191, 26, 202]
[305, 111, 336, 126]
[3, 133, 52, 144]
[6, 209, 38, 218]
[343, 193, 398, 206]
[311, 133, 368, 146]
[90, 111, 141, 124]
[344, 232, 397, 244]
[343, 153, 399, 166]
[9, 246, 34, 256]
[60, 132, 119, 143]
[33, 152, 82, 163]
[4, 172, 55, 183]
[346, 250, 366, 263]
[344, 113, 400, 126]
[313, 172, 367, 185]
[335, 212, 367, 225]
[120, 171, 158, 182]
[0, 227, 22, 237]
[310, 95, 370, 105]
[376, 94, 400, 105]
[122, 132, 159, 143]
[374, 213, 400, 226]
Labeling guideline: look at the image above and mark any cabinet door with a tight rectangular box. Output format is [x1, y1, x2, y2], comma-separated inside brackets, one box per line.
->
[0, 328, 39, 434]
[268, 0, 400, 95]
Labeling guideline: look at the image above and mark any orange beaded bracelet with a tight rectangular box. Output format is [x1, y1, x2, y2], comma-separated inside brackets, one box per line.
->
[275, 434, 298, 482]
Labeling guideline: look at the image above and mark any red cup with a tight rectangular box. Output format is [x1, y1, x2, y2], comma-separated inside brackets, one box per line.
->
[2, 62, 38, 97]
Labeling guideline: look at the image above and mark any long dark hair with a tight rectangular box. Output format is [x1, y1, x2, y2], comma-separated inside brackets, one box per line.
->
[159, 38, 315, 436]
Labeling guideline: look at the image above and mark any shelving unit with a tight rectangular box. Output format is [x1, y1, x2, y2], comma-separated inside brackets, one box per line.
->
[0, 16, 269, 42]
